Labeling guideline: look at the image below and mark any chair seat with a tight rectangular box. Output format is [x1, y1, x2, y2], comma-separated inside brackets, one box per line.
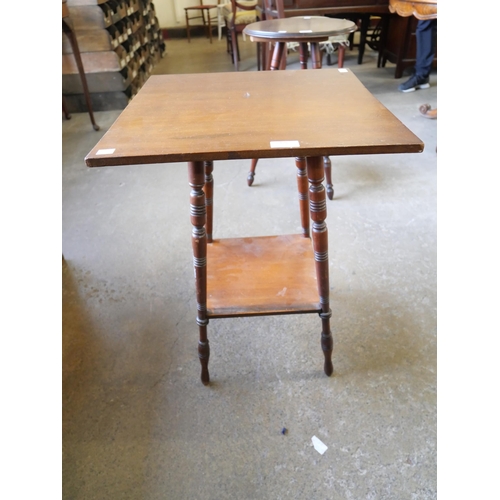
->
[185, 5, 217, 10]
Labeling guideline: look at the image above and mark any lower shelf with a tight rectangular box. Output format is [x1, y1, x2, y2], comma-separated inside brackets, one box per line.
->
[206, 234, 321, 318]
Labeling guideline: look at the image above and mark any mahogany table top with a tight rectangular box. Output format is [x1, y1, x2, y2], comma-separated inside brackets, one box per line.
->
[85, 69, 423, 168]
[243, 16, 357, 42]
[389, 0, 437, 20]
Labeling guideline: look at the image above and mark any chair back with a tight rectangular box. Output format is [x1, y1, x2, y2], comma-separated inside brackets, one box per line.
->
[261, 0, 285, 19]
[224, 0, 258, 28]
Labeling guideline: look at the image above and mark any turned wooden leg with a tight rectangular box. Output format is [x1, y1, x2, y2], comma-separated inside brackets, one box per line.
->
[247, 158, 258, 186]
[188, 161, 210, 385]
[185, 11, 191, 43]
[270, 41, 285, 71]
[299, 42, 309, 69]
[306, 156, 333, 377]
[323, 156, 334, 200]
[295, 157, 310, 238]
[310, 42, 322, 69]
[204, 161, 214, 243]
[337, 44, 345, 68]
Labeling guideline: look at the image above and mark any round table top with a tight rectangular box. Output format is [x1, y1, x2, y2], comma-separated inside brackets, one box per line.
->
[243, 16, 357, 41]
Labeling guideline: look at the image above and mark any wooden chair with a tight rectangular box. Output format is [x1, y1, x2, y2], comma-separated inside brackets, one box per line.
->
[185, 0, 219, 44]
[223, 0, 258, 70]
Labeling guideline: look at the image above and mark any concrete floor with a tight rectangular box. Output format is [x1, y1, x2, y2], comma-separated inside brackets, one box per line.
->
[63, 35, 437, 499]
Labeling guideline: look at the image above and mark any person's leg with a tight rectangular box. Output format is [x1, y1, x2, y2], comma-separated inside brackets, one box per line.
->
[398, 19, 436, 92]
[414, 19, 437, 79]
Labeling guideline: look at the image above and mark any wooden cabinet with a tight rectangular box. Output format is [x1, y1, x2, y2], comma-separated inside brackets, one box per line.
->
[62, 0, 166, 112]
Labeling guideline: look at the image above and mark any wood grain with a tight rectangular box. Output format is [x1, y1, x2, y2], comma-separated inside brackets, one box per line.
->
[85, 69, 424, 167]
[206, 235, 321, 318]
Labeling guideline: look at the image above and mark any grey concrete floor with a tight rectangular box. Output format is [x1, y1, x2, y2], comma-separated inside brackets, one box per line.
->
[63, 35, 437, 499]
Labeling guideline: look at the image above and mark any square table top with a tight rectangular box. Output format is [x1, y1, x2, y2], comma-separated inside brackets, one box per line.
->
[85, 69, 423, 168]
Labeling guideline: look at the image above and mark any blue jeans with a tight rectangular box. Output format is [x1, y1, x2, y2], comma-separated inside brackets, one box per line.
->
[414, 19, 437, 79]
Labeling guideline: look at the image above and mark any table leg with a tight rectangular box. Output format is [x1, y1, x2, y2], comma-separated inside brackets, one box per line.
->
[295, 157, 310, 238]
[306, 44, 335, 201]
[270, 41, 285, 70]
[204, 161, 214, 243]
[299, 42, 309, 69]
[310, 42, 322, 69]
[306, 156, 333, 376]
[323, 156, 334, 200]
[188, 161, 210, 385]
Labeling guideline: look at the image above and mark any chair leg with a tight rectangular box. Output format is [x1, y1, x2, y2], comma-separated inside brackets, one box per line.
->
[62, 96, 71, 120]
[186, 11, 191, 42]
[207, 12, 213, 43]
[63, 21, 99, 131]
[231, 28, 240, 70]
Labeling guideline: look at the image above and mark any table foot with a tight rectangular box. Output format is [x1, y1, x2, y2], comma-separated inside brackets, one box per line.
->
[247, 158, 258, 186]
[199, 339, 210, 385]
[320, 309, 333, 376]
[321, 328, 334, 376]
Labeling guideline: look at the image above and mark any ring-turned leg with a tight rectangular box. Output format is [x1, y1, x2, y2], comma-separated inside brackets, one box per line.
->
[295, 157, 310, 238]
[310, 42, 322, 70]
[306, 156, 333, 376]
[188, 161, 210, 385]
[323, 156, 334, 200]
[204, 161, 214, 242]
[270, 41, 286, 71]
[299, 42, 309, 69]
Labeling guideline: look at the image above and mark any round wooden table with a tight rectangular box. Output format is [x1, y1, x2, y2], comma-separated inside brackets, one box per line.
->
[243, 16, 357, 197]
[244, 16, 356, 71]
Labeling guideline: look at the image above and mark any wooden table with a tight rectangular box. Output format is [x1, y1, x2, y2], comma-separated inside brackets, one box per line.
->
[244, 16, 357, 71]
[259, 0, 391, 65]
[85, 69, 423, 385]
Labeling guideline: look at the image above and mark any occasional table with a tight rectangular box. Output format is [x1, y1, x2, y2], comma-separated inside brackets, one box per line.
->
[244, 16, 356, 71]
[85, 69, 423, 385]
[244, 16, 357, 199]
